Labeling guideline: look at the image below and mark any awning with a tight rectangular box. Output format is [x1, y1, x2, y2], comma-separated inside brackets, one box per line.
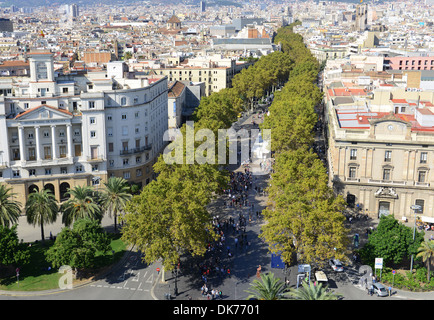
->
[421, 216, 434, 224]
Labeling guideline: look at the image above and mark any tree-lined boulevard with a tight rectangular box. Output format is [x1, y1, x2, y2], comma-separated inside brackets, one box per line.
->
[2, 22, 434, 303]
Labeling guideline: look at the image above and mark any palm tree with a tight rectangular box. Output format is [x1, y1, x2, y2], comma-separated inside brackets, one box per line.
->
[416, 240, 434, 282]
[100, 177, 132, 232]
[0, 183, 22, 227]
[245, 272, 288, 300]
[25, 188, 58, 243]
[60, 185, 102, 227]
[286, 281, 340, 300]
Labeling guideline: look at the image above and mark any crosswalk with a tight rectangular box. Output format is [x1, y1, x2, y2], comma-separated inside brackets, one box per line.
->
[88, 251, 159, 294]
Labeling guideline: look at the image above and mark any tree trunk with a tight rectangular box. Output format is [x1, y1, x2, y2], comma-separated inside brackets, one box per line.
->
[40, 222, 45, 244]
[114, 211, 117, 233]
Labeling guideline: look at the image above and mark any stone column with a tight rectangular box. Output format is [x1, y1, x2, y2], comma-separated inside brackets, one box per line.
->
[66, 123, 73, 158]
[18, 125, 25, 162]
[35, 125, 42, 161]
[51, 125, 57, 160]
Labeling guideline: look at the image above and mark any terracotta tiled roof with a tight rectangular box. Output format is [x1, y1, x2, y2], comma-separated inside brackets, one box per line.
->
[168, 81, 185, 98]
[167, 15, 181, 23]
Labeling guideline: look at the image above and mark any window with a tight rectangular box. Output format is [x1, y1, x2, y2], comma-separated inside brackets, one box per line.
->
[123, 172, 130, 179]
[63, 87, 69, 93]
[135, 111, 139, 118]
[24, 103, 29, 109]
[29, 169, 36, 176]
[43, 131, 49, 138]
[92, 165, 99, 172]
[60, 167, 67, 174]
[44, 146, 51, 159]
[59, 146, 66, 158]
[75, 165, 83, 173]
[107, 115, 113, 121]
[109, 160, 114, 167]
[90, 117, 96, 124]
[349, 167, 357, 179]
[45, 168, 52, 175]
[136, 156, 141, 163]
[107, 128, 113, 137]
[122, 126, 128, 136]
[136, 169, 142, 177]
[415, 200, 424, 213]
[420, 152, 427, 164]
[108, 143, 114, 152]
[383, 168, 391, 180]
[13, 170, 20, 178]
[121, 97, 127, 106]
[418, 170, 427, 183]
[74, 129, 80, 136]
[28, 133, 34, 139]
[350, 149, 357, 160]
[384, 150, 392, 162]
[89, 101, 95, 109]
[123, 158, 129, 166]
[90, 131, 96, 138]
[121, 114, 127, 120]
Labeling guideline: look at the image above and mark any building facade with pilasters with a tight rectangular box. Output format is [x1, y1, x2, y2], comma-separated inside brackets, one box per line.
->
[0, 53, 168, 206]
[325, 87, 434, 223]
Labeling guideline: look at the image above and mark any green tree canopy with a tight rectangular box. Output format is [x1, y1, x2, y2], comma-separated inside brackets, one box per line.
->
[360, 215, 425, 267]
[0, 183, 22, 228]
[0, 225, 30, 268]
[46, 218, 111, 269]
[25, 188, 58, 243]
[245, 272, 288, 300]
[60, 185, 102, 227]
[100, 177, 132, 232]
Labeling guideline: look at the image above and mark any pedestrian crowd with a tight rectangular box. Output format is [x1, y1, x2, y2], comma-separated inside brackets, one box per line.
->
[192, 166, 263, 300]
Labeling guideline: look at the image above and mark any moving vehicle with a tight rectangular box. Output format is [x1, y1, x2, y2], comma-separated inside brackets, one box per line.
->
[329, 259, 344, 272]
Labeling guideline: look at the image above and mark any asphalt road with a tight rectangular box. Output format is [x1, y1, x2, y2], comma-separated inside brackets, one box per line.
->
[0, 107, 428, 301]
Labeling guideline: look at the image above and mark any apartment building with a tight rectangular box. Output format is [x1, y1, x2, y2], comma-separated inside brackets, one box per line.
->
[387, 56, 434, 71]
[152, 55, 253, 96]
[325, 84, 434, 223]
[0, 53, 168, 206]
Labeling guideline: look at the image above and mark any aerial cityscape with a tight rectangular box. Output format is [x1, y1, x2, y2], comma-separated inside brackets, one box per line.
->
[0, 0, 434, 309]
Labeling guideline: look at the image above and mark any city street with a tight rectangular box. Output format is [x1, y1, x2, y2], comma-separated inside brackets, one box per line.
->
[1, 107, 433, 301]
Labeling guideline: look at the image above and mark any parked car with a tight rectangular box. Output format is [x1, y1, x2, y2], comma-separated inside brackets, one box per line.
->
[329, 259, 344, 272]
[372, 283, 389, 297]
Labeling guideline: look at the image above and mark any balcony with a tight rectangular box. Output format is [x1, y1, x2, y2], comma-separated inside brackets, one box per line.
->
[120, 144, 152, 156]
[368, 179, 406, 186]
[16, 156, 74, 168]
[87, 155, 105, 162]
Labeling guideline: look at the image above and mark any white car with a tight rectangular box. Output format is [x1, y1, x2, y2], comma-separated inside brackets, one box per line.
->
[372, 283, 389, 297]
[329, 259, 344, 272]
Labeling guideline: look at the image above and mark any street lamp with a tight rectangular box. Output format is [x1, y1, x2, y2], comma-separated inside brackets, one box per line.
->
[409, 204, 422, 272]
